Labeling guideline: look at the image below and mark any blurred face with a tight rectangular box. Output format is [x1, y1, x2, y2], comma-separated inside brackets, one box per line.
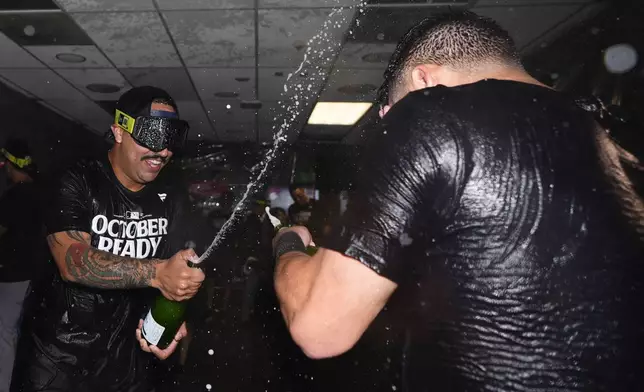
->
[111, 102, 175, 188]
[291, 188, 309, 205]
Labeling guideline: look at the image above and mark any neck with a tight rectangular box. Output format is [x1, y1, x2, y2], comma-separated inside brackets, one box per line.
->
[108, 149, 144, 192]
[460, 64, 551, 89]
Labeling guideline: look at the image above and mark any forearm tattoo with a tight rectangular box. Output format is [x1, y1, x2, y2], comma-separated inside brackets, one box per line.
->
[56, 231, 161, 289]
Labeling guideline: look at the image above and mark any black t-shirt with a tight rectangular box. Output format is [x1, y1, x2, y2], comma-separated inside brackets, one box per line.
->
[17, 154, 189, 391]
[328, 80, 644, 391]
[0, 181, 47, 282]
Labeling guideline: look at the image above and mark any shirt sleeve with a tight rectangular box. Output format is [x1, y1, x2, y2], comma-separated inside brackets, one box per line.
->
[44, 165, 92, 235]
[325, 92, 467, 284]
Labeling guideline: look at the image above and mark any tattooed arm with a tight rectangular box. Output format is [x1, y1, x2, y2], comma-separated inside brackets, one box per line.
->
[47, 230, 163, 289]
[47, 231, 204, 300]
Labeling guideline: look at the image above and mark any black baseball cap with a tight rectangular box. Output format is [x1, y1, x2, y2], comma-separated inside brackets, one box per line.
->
[115, 86, 180, 119]
[113, 86, 189, 152]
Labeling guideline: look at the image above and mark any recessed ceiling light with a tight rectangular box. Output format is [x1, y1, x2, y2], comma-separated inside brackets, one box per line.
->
[23, 25, 36, 37]
[56, 53, 86, 63]
[86, 83, 121, 94]
[604, 43, 638, 74]
[362, 52, 391, 63]
[214, 91, 239, 98]
[338, 84, 378, 95]
[307, 102, 372, 126]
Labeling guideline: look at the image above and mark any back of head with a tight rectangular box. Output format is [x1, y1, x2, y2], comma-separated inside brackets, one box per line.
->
[378, 10, 522, 105]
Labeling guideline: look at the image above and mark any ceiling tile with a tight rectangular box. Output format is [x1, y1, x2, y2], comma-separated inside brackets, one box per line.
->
[346, 7, 429, 44]
[259, 0, 361, 7]
[188, 68, 255, 101]
[472, 5, 581, 49]
[258, 100, 309, 143]
[258, 8, 355, 67]
[476, 0, 592, 5]
[174, 100, 216, 140]
[47, 99, 113, 133]
[0, 0, 58, 11]
[258, 66, 327, 101]
[56, 68, 130, 100]
[319, 68, 382, 101]
[335, 42, 395, 71]
[0, 76, 38, 99]
[204, 100, 257, 142]
[163, 10, 255, 67]
[0, 12, 93, 46]
[0, 69, 86, 100]
[121, 68, 198, 100]
[0, 32, 45, 68]
[156, 0, 254, 10]
[71, 12, 181, 67]
[217, 124, 256, 142]
[57, 0, 154, 11]
[25, 45, 113, 68]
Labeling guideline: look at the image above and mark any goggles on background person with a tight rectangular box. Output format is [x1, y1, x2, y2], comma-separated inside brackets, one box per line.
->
[114, 109, 189, 152]
[0, 148, 32, 169]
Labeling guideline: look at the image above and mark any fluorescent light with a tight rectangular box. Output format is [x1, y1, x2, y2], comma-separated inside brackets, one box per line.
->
[307, 102, 372, 126]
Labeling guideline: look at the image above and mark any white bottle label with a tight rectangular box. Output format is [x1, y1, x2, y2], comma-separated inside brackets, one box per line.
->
[142, 310, 165, 346]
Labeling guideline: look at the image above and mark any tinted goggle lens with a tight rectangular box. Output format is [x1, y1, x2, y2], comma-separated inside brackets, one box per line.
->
[131, 117, 189, 152]
[115, 110, 189, 152]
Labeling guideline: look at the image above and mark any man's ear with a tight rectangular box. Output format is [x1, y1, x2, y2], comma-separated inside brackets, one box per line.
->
[111, 124, 123, 144]
[410, 64, 440, 91]
[379, 105, 391, 119]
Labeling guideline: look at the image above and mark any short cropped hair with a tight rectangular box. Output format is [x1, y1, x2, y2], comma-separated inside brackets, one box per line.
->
[378, 10, 522, 105]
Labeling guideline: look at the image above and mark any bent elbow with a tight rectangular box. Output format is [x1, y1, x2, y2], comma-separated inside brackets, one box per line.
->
[289, 318, 356, 359]
[59, 269, 74, 283]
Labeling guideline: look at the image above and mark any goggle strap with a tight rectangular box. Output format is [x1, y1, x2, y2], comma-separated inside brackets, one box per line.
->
[1, 149, 32, 169]
[114, 109, 136, 134]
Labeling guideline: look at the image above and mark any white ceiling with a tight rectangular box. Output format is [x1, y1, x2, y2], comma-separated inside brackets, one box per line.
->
[0, 0, 606, 144]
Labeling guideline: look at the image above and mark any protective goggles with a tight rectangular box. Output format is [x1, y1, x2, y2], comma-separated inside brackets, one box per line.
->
[115, 109, 189, 152]
[0, 148, 32, 169]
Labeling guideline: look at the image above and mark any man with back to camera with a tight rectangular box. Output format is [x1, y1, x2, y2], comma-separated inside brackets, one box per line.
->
[0, 139, 47, 391]
[272, 11, 644, 391]
[11, 86, 206, 392]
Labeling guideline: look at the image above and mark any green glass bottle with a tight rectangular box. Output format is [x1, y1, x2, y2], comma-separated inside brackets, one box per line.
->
[266, 207, 318, 255]
[142, 260, 198, 349]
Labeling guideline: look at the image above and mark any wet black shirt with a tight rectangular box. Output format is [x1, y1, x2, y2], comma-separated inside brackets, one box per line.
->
[0, 182, 46, 282]
[14, 155, 188, 392]
[328, 80, 644, 391]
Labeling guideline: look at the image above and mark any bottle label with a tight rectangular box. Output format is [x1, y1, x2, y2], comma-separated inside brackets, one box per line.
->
[141, 310, 165, 346]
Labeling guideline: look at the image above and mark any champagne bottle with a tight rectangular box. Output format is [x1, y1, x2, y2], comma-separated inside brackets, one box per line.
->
[266, 207, 318, 255]
[142, 260, 199, 349]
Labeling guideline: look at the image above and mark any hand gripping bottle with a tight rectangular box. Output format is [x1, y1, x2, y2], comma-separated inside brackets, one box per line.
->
[266, 207, 318, 256]
[142, 258, 200, 349]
